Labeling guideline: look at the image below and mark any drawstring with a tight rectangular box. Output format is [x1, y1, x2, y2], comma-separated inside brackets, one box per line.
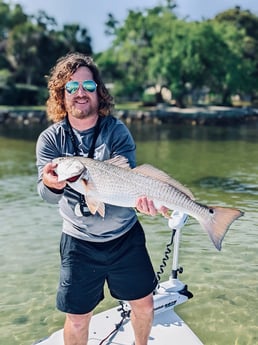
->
[65, 115, 102, 216]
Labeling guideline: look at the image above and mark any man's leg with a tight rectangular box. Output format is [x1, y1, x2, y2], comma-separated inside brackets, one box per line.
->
[129, 293, 154, 345]
[63, 311, 93, 345]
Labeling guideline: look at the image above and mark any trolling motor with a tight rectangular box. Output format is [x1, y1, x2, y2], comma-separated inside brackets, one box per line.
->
[169, 211, 189, 281]
[120, 211, 193, 317]
[152, 210, 193, 314]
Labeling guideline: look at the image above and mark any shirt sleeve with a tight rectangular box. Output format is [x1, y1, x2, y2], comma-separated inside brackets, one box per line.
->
[36, 126, 64, 204]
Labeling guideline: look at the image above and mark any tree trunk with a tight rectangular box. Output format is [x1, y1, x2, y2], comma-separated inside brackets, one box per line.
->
[222, 89, 232, 106]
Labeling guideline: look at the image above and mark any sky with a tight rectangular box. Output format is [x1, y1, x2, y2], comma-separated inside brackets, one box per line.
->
[16, 0, 258, 53]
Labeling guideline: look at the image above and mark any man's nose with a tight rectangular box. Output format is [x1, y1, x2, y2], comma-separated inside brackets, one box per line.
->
[77, 85, 86, 95]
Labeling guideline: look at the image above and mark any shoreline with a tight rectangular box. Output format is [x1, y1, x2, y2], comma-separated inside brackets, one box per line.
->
[0, 105, 258, 126]
[115, 105, 258, 125]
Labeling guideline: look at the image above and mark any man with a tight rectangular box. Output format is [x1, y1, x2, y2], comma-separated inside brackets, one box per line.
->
[36, 52, 164, 345]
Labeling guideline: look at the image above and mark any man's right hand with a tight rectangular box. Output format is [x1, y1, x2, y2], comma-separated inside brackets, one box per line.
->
[42, 162, 67, 190]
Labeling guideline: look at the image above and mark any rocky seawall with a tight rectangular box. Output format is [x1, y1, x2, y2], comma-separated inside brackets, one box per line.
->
[0, 106, 258, 126]
[0, 109, 46, 126]
[116, 105, 258, 125]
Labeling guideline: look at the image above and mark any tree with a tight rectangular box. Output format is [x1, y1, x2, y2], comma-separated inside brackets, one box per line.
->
[99, 5, 178, 102]
[0, 1, 28, 69]
[0, 1, 94, 104]
[56, 23, 93, 55]
[5, 12, 93, 86]
[1, 0, 258, 106]
[6, 21, 46, 84]
[214, 7, 258, 101]
[99, 3, 258, 106]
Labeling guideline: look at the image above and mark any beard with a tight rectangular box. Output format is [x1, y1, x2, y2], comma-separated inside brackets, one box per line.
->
[69, 106, 92, 119]
[65, 96, 99, 119]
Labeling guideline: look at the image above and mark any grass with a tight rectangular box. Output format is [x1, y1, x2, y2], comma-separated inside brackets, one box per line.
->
[0, 105, 46, 111]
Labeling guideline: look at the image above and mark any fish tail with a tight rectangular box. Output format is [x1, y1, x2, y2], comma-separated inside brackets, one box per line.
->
[199, 206, 244, 251]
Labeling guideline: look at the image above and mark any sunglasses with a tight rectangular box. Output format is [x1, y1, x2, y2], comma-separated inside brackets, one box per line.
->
[65, 80, 97, 94]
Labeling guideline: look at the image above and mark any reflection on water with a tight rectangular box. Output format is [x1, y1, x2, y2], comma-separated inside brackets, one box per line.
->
[129, 120, 258, 143]
[0, 122, 257, 345]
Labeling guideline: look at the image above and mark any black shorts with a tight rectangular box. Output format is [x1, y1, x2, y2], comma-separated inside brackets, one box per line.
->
[56, 221, 157, 314]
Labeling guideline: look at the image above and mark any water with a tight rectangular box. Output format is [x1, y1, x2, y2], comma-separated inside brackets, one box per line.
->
[0, 122, 257, 345]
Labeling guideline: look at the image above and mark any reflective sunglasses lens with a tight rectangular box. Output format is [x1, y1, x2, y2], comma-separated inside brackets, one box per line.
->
[65, 81, 79, 94]
[82, 80, 97, 92]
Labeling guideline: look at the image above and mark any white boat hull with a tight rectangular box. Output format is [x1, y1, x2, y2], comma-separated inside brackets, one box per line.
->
[34, 281, 203, 345]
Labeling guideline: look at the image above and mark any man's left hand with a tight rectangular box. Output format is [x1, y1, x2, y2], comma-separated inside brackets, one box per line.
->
[136, 196, 169, 217]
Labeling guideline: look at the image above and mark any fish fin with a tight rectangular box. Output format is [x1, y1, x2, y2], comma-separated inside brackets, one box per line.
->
[199, 206, 244, 251]
[80, 179, 105, 217]
[86, 195, 105, 217]
[105, 155, 131, 169]
[133, 164, 195, 199]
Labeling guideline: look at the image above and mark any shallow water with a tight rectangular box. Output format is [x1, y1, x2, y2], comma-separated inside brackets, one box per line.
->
[0, 122, 257, 345]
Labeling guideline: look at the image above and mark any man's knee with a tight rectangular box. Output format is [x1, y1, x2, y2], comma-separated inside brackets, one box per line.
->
[129, 293, 154, 316]
[66, 312, 93, 330]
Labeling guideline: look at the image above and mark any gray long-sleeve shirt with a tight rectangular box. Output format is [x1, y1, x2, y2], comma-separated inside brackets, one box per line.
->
[36, 115, 138, 242]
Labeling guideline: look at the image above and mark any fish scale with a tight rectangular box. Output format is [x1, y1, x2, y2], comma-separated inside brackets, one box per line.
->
[86, 160, 187, 204]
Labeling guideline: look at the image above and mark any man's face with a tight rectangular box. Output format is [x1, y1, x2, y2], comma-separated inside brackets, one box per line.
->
[64, 66, 99, 119]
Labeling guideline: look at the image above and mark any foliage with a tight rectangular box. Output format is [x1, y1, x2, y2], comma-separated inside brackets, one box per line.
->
[0, 0, 93, 105]
[97, 3, 258, 107]
[214, 7, 258, 101]
[0, 0, 257, 107]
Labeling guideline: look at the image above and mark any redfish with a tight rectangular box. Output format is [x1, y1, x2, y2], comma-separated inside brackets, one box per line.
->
[53, 156, 244, 251]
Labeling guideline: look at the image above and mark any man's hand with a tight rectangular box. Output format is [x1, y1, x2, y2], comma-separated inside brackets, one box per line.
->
[136, 196, 169, 217]
[42, 162, 67, 190]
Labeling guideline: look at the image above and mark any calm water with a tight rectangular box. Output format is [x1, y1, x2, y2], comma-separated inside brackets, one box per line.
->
[0, 122, 257, 345]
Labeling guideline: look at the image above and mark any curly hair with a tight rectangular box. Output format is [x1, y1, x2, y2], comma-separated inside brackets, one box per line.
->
[46, 52, 114, 122]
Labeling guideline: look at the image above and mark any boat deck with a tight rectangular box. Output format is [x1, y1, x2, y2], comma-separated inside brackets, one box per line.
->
[35, 305, 203, 345]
